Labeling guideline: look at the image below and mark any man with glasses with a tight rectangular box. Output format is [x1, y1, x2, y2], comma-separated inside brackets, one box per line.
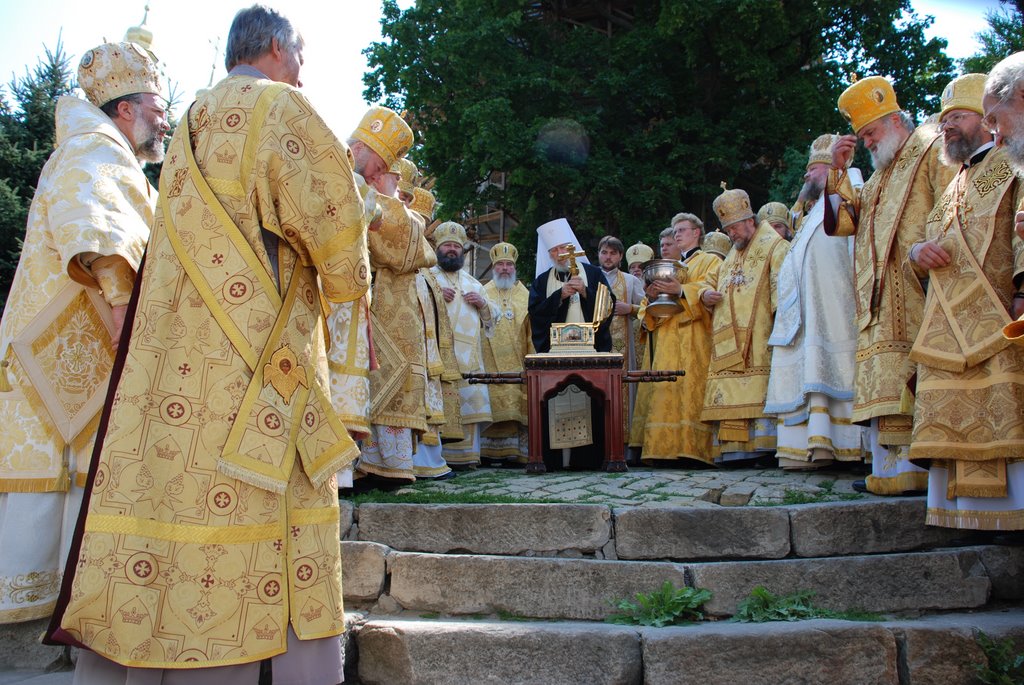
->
[827, 76, 955, 495]
[0, 41, 165, 626]
[906, 73, 1024, 531]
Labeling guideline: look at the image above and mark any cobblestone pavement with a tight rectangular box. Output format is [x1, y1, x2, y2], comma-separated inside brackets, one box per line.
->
[389, 463, 882, 507]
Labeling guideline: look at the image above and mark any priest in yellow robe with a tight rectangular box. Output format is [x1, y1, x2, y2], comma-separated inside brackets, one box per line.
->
[407, 187, 456, 479]
[827, 76, 955, 495]
[701, 186, 789, 463]
[639, 214, 720, 466]
[48, 7, 378, 679]
[355, 123, 436, 486]
[0, 42, 165, 625]
[908, 74, 1024, 530]
[481, 242, 532, 464]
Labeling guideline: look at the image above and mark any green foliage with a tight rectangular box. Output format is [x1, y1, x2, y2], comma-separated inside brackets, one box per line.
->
[733, 586, 882, 623]
[974, 631, 1024, 685]
[0, 39, 76, 309]
[606, 581, 712, 627]
[364, 0, 954, 254]
[960, 2, 1024, 75]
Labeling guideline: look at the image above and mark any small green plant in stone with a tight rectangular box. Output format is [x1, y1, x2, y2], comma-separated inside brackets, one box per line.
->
[606, 581, 712, 627]
[974, 631, 1024, 685]
[733, 586, 884, 622]
[734, 586, 824, 622]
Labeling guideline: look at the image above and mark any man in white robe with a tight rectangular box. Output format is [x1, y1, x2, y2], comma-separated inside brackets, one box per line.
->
[430, 222, 498, 467]
[766, 134, 865, 470]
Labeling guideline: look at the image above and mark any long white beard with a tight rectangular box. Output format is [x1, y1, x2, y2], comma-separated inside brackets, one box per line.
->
[1005, 135, 1024, 174]
[493, 274, 516, 290]
[869, 133, 903, 171]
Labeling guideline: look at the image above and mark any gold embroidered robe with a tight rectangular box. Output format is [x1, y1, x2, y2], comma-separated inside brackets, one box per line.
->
[640, 250, 720, 464]
[701, 222, 789, 442]
[421, 270, 464, 441]
[367, 201, 435, 435]
[55, 76, 369, 668]
[0, 96, 153, 623]
[908, 146, 1024, 528]
[827, 124, 955, 444]
[480, 280, 531, 443]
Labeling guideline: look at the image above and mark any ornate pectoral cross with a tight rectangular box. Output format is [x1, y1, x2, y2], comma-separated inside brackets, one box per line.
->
[556, 245, 587, 277]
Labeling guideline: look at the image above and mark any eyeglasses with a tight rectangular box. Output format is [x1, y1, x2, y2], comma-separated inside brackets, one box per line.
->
[982, 89, 1017, 135]
[938, 111, 979, 131]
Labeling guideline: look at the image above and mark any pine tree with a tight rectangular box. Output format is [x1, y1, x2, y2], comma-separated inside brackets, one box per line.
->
[0, 39, 75, 308]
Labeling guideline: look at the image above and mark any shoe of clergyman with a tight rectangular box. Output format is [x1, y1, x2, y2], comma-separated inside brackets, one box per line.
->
[851, 479, 868, 493]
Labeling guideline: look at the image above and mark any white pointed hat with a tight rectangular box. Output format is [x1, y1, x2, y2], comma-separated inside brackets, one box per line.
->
[535, 218, 589, 277]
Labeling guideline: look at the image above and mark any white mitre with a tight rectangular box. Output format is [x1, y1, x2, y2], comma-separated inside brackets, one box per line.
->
[535, 218, 590, 278]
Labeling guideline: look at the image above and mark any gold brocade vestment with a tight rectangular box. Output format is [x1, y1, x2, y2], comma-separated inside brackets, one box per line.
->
[0, 97, 153, 624]
[481, 280, 530, 426]
[827, 125, 955, 443]
[367, 201, 435, 435]
[56, 76, 369, 668]
[909, 146, 1024, 527]
[640, 250, 720, 464]
[702, 222, 789, 444]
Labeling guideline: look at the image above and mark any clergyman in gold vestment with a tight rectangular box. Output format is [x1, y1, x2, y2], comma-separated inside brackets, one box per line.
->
[701, 186, 789, 463]
[0, 43, 166, 625]
[827, 76, 955, 495]
[908, 73, 1024, 530]
[481, 242, 532, 464]
[639, 214, 720, 466]
[48, 8, 373, 681]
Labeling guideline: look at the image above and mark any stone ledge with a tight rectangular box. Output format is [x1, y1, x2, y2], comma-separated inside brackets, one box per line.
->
[357, 503, 612, 555]
[788, 499, 966, 557]
[643, 619, 897, 685]
[692, 548, 991, 617]
[614, 506, 790, 560]
[356, 619, 642, 685]
[341, 541, 389, 602]
[889, 610, 1024, 685]
[351, 610, 1024, 685]
[386, 552, 687, 620]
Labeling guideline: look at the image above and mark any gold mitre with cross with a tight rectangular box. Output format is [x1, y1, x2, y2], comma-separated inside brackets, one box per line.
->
[625, 242, 654, 267]
[757, 201, 790, 228]
[78, 41, 163, 107]
[410, 186, 436, 221]
[702, 230, 733, 259]
[940, 73, 986, 120]
[432, 220, 468, 247]
[390, 157, 418, 195]
[351, 106, 414, 169]
[490, 242, 518, 265]
[838, 75, 900, 133]
[712, 182, 755, 229]
[807, 133, 844, 169]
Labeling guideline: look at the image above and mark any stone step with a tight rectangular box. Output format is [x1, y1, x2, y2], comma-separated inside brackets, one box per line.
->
[348, 499, 976, 560]
[351, 608, 1024, 685]
[341, 542, 1023, 620]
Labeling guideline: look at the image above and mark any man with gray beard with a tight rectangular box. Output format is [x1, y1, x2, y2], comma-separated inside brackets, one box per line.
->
[983, 51, 1024, 241]
[826, 76, 955, 495]
[766, 134, 865, 470]
[481, 243, 532, 464]
[906, 73, 1024, 530]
